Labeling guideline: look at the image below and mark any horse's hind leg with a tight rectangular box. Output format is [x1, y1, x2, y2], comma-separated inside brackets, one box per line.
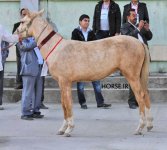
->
[57, 79, 74, 137]
[144, 91, 153, 132]
[128, 79, 146, 135]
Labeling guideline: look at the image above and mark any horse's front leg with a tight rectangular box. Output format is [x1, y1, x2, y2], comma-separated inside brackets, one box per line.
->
[57, 79, 74, 137]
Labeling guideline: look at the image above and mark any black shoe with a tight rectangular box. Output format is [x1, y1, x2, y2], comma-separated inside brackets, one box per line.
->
[129, 104, 137, 109]
[0, 106, 4, 110]
[97, 103, 111, 108]
[33, 112, 44, 118]
[40, 103, 49, 109]
[15, 84, 23, 89]
[21, 115, 34, 120]
[81, 104, 88, 109]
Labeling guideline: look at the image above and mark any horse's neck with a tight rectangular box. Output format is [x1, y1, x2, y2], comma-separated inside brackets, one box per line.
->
[32, 18, 63, 59]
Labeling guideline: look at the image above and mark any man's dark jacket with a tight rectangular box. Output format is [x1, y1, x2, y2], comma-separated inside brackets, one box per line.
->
[122, 2, 149, 24]
[120, 22, 152, 46]
[12, 22, 21, 34]
[71, 27, 96, 41]
[93, 0, 121, 36]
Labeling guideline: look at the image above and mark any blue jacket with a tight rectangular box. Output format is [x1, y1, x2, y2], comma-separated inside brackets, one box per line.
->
[17, 37, 40, 76]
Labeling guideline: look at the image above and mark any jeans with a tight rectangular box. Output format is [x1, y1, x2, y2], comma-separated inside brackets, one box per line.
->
[128, 85, 138, 106]
[77, 81, 104, 106]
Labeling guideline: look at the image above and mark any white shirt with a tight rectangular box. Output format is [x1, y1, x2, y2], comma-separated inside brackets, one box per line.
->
[0, 24, 18, 71]
[100, 4, 109, 31]
[79, 26, 91, 41]
[131, 3, 139, 24]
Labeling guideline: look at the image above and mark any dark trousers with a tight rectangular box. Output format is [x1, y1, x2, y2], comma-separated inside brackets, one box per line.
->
[41, 76, 45, 102]
[128, 86, 138, 106]
[0, 69, 4, 105]
[96, 30, 110, 40]
[16, 46, 22, 84]
[77, 81, 104, 106]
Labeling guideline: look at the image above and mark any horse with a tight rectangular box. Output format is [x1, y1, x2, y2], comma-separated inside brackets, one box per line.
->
[16, 9, 153, 137]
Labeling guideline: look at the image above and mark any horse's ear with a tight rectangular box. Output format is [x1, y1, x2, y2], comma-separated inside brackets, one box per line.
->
[38, 9, 45, 16]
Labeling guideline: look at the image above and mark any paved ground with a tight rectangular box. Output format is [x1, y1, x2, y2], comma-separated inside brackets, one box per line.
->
[0, 102, 167, 150]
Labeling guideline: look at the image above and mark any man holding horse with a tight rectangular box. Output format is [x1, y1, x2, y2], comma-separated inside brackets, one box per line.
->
[71, 14, 111, 109]
[121, 8, 153, 109]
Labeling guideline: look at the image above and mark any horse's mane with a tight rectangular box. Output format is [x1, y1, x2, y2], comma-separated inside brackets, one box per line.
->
[46, 16, 58, 32]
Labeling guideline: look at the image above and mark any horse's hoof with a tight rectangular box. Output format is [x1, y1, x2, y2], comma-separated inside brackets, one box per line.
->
[64, 133, 71, 137]
[134, 131, 143, 135]
[57, 131, 65, 135]
[147, 126, 153, 132]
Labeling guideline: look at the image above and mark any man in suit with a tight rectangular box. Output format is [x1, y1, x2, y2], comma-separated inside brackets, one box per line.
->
[122, 0, 149, 24]
[71, 14, 111, 109]
[12, 8, 28, 89]
[17, 37, 44, 120]
[121, 8, 153, 109]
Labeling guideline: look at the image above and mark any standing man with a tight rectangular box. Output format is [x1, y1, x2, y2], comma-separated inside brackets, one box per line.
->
[0, 24, 20, 110]
[71, 14, 111, 109]
[122, 0, 149, 24]
[17, 37, 44, 120]
[121, 9, 153, 109]
[12, 8, 28, 89]
[93, 0, 121, 39]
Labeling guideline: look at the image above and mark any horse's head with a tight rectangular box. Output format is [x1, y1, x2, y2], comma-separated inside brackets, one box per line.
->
[16, 9, 45, 38]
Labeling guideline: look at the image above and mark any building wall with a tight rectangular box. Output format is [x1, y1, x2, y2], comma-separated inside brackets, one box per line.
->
[0, 0, 167, 73]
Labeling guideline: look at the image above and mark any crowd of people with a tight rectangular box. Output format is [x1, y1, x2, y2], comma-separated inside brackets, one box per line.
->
[0, 0, 153, 120]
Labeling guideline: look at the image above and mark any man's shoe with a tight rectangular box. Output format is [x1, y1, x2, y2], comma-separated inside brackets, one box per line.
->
[33, 112, 44, 118]
[129, 104, 137, 109]
[15, 84, 23, 89]
[97, 103, 111, 108]
[40, 103, 49, 109]
[0, 106, 4, 110]
[21, 115, 34, 120]
[81, 104, 88, 109]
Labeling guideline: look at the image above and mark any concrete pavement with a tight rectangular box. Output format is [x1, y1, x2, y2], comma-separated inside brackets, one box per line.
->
[0, 102, 167, 150]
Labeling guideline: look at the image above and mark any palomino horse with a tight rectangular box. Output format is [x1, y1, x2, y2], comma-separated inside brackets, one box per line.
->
[16, 9, 153, 137]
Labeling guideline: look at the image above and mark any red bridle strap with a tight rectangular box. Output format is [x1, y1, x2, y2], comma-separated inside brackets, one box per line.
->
[45, 37, 63, 61]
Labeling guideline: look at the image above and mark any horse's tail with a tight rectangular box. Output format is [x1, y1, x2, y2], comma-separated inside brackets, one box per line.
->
[140, 44, 150, 91]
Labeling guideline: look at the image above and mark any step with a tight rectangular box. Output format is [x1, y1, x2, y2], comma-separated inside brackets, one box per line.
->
[2, 75, 167, 103]
[3, 75, 167, 88]
[2, 87, 167, 103]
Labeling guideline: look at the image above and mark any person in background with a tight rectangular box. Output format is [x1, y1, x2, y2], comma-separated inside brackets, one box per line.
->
[93, 0, 121, 39]
[121, 8, 152, 109]
[0, 24, 20, 110]
[71, 14, 111, 109]
[12, 8, 28, 89]
[122, 0, 149, 24]
[17, 37, 44, 120]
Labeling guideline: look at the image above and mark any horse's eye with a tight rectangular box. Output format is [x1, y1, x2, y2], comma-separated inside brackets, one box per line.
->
[21, 21, 24, 24]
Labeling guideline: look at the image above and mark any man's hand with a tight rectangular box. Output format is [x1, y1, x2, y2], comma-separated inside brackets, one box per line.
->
[143, 22, 150, 31]
[138, 20, 145, 30]
[18, 34, 23, 44]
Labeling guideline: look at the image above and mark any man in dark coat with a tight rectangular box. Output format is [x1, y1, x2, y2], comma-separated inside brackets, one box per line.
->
[93, 0, 121, 39]
[121, 8, 153, 109]
[122, 0, 149, 24]
[71, 14, 111, 109]
[12, 8, 27, 89]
